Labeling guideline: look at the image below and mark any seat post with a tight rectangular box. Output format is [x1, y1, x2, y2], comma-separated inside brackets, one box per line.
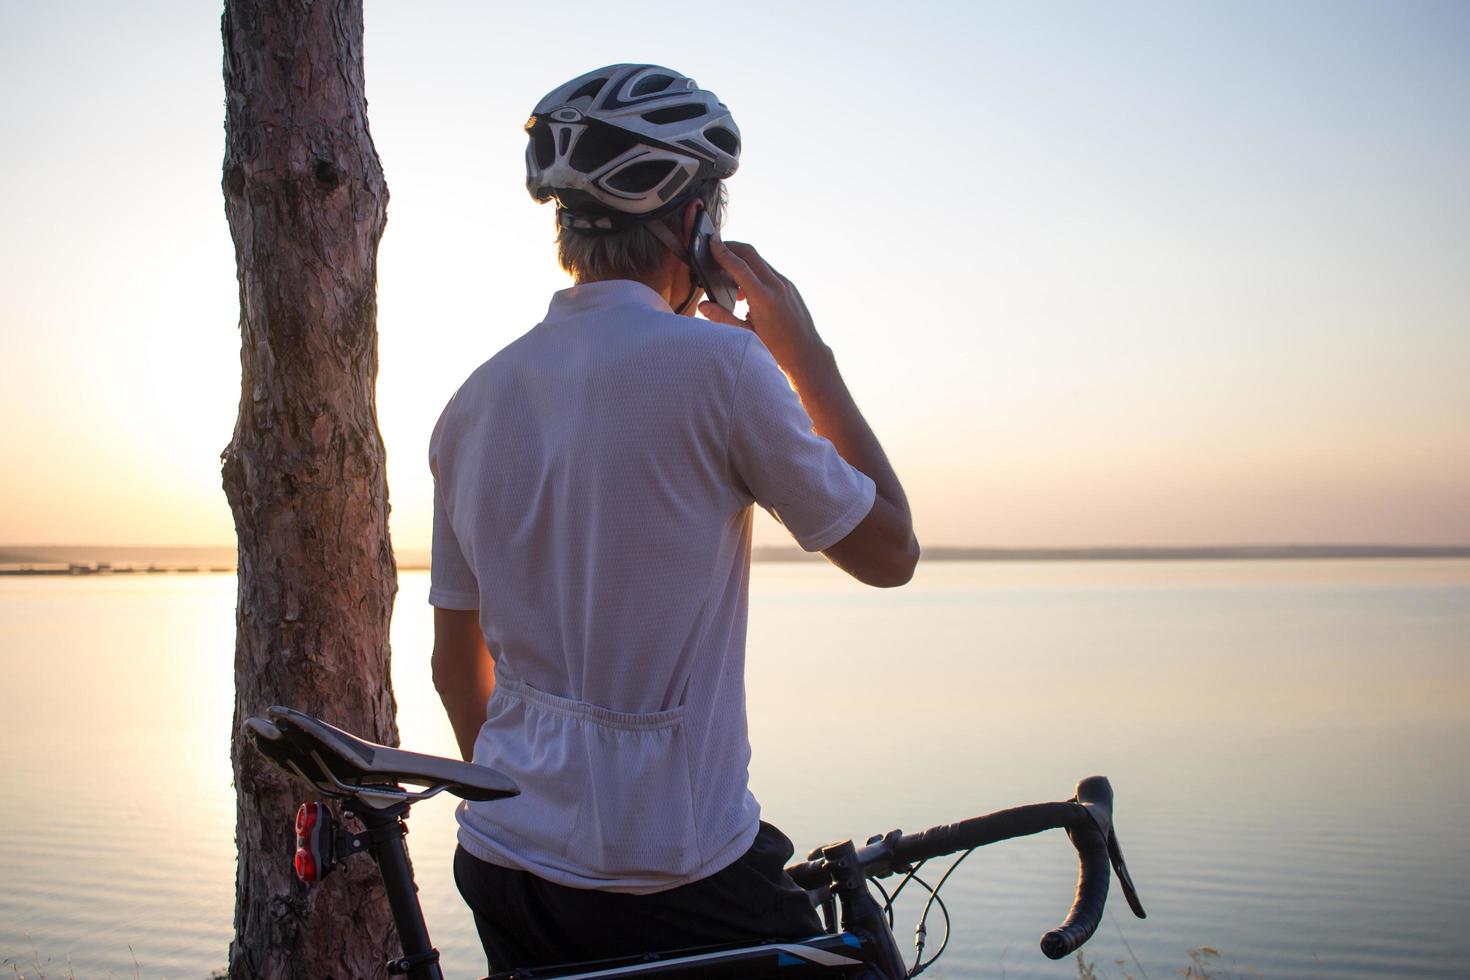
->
[348, 801, 445, 980]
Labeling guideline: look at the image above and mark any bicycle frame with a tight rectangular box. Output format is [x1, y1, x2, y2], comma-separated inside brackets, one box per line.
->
[246, 706, 1143, 980]
[343, 795, 904, 979]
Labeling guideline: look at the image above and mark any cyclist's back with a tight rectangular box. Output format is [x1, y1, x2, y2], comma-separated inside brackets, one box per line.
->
[429, 64, 918, 973]
[432, 279, 873, 889]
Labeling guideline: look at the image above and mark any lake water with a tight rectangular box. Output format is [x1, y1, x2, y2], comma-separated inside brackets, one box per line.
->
[2, 560, 1468, 979]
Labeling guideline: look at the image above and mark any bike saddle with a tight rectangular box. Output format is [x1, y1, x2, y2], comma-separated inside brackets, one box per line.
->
[246, 705, 519, 803]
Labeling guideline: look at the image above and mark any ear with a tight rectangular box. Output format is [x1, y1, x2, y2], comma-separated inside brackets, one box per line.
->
[680, 196, 704, 244]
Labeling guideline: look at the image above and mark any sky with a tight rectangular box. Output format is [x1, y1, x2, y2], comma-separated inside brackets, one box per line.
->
[1, 0, 1467, 550]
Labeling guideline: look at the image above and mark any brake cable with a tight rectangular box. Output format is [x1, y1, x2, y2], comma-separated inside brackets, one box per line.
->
[865, 845, 977, 978]
[883, 856, 926, 908]
[885, 868, 951, 977]
[909, 877, 951, 976]
[908, 847, 976, 976]
[869, 874, 896, 928]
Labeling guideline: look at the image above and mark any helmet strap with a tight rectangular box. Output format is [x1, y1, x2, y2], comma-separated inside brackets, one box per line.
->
[645, 214, 702, 316]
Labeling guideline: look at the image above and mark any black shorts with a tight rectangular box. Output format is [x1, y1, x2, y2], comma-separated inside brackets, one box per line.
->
[453, 821, 824, 973]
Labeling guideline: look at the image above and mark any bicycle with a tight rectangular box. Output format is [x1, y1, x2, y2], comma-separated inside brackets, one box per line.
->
[246, 705, 1146, 979]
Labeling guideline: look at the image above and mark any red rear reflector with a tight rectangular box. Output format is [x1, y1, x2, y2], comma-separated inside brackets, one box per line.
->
[294, 847, 317, 883]
[296, 803, 317, 837]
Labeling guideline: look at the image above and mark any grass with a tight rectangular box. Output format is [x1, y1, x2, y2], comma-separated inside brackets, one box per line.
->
[1, 942, 227, 980]
[1077, 945, 1271, 980]
[2, 941, 121, 980]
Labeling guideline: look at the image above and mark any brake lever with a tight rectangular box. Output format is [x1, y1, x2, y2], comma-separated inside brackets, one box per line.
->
[1073, 775, 1145, 920]
[1107, 827, 1146, 919]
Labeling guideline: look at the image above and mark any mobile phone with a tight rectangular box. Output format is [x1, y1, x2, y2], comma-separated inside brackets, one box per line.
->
[687, 208, 740, 313]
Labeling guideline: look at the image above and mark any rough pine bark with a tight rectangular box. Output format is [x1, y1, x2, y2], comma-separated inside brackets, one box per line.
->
[220, 2, 399, 977]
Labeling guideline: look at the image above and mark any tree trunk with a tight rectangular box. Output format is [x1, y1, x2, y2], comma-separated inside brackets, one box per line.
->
[220, 2, 399, 977]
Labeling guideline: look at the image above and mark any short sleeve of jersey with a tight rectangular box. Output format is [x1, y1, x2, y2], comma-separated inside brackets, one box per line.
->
[727, 337, 876, 552]
[429, 484, 479, 609]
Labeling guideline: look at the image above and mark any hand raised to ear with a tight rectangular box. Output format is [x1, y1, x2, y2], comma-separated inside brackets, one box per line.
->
[701, 237, 919, 589]
[699, 238, 827, 375]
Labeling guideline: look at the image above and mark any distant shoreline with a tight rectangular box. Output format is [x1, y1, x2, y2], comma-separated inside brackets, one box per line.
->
[756, 544, 1470, 562]
[2, 543, 1468, 576]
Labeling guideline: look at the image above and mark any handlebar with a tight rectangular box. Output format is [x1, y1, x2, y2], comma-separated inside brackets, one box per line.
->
[784, 776, 1145, 961]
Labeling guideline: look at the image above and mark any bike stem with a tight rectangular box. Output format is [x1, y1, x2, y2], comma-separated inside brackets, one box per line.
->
[821, 839, 908, 979]
[344, 800, 445, 980]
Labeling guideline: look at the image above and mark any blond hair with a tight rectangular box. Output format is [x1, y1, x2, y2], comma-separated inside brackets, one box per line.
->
[557, 181, 727, 284]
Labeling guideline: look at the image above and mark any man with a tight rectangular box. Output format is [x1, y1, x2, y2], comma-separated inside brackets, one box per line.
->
[429, 64, 919, 972]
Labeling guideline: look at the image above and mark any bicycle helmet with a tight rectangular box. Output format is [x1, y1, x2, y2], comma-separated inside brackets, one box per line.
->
[525, 64, 740, 230]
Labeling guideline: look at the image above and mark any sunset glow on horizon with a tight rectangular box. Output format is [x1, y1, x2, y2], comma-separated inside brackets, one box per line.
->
[1, 1, 1467, 551]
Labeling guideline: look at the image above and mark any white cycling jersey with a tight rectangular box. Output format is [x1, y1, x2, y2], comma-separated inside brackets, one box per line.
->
[429, 279, 874, 893]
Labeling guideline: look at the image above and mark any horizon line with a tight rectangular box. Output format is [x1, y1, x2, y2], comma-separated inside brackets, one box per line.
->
[4, 543, 1470, 568]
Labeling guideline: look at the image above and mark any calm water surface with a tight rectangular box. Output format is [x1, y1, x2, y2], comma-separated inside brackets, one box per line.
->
[1, 560, 1467, 978]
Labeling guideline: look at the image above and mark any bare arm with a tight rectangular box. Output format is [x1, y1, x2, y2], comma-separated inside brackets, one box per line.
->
[431, 606, 495, 761]
[700, 239, 920, 587]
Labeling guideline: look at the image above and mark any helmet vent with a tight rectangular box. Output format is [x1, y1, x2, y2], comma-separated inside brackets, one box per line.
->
[704, 126, 739, 156]
[658, 170, 690, 203]
[569, 124, 639, 173]
[630, 73, 676, 98]
[642, 104, 705, 125]
[569, 78, 606, 102]
[531, 124, 555, 169]
[606, 159, 678, 193]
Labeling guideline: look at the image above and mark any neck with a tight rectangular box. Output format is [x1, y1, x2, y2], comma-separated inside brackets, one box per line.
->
[577, 258, 698, 315]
